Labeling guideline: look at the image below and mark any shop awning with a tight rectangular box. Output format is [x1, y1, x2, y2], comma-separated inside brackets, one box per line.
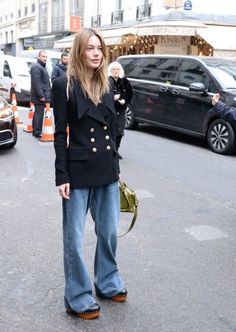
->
[196, 26, 236, 51]
[54, 27, 137, 48]
[54, 34, 75, 48]
[100, 27, 137, 45]
[135, 20, 206, 36]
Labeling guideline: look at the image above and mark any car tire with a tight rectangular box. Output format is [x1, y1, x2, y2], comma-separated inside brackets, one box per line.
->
[207, 119, 235, 155]
[125, 104, 138, 129]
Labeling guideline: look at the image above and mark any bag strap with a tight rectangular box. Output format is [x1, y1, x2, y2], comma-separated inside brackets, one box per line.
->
[118, 203, 138, 238]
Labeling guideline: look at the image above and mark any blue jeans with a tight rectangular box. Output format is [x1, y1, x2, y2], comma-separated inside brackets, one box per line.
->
[62, 181, 124, 312]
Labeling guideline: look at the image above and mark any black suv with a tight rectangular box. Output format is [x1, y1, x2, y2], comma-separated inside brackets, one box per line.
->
[117, 55, 236, 155]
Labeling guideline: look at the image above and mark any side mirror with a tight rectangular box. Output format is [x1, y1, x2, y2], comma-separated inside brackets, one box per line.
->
[3, 69, 11, 78]
[189, 82, 208, 95]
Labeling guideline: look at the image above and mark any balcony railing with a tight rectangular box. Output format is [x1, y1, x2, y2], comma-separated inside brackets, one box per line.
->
[136, 4, 152, 21]
[91, 15, 101, 28]
[111, 10, 123, 25]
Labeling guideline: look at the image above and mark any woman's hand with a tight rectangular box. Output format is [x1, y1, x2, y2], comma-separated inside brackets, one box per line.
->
[57, 183, 70, 199]
[212, 93, 220, 106]
[114, 94, 120, 101]
[118, 99, 125, 105]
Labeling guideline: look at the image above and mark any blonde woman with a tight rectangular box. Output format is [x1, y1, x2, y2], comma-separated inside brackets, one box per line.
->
[108, 61, 133, 159]
[52, 28, 127, 320]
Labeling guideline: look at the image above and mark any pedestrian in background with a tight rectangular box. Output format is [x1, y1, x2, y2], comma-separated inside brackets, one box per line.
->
[108, 61, 133, 159]
[212, 93, 236, 120]
[52, 28, 127, 320]
[30, 50, 51, 138]
[51, 52, 69, 81]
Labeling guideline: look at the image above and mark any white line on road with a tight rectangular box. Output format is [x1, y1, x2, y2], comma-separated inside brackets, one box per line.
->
[184, 225, 228, 241]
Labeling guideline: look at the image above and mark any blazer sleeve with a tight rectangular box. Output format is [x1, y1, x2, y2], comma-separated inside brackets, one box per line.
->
[214, 101, 236, 121]
[52, 77, 70, 186]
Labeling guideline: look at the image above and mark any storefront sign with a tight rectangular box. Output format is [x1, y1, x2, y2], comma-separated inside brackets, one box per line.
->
[156, 36, 190, 54]
[70, 16, 80, 32]
[184, 0, 192, 10]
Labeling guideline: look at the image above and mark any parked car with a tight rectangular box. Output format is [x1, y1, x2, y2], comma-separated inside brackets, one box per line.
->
[117, 54, 236, 155]
[0, 95, 17, 148]
[0, 55, 31, 103]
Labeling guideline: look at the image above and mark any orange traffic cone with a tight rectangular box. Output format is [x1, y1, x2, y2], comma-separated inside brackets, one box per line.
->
[11, 92, 22, 124]
[23, 102, 35, 133]
[39, 103, 54, 142]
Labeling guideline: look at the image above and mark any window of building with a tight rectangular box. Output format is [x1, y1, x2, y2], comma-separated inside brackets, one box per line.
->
[70, 0, 79, 15]
[39, 1, 48, 34]
[52, 0, 65, 32]
[32, 0, 35, 13]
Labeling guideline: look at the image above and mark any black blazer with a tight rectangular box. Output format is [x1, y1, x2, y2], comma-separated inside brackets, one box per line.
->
[52, 76, 119, 188]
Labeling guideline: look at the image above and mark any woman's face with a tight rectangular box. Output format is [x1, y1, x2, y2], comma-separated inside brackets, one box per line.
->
[85, 35, 103, 70]
[111, 66, 121, 79]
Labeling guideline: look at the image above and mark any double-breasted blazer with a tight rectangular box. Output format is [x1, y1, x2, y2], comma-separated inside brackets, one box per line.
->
[52, 76, 119, 188]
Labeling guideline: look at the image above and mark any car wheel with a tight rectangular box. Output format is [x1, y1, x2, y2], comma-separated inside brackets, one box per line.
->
[125, 104, 138, 129]
[207, 119, 235, 154]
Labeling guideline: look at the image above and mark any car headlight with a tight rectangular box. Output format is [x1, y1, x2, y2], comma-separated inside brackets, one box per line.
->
[0, 96, 14, 119]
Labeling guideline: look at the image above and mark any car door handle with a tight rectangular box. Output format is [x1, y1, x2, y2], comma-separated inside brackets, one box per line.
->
[160, 86, 169, 92]
[172, 88, 181, 95]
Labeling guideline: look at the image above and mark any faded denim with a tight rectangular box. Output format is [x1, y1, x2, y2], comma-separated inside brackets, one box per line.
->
[62, 181, 124, 312]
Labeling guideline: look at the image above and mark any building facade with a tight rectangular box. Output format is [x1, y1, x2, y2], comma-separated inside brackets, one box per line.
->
[0, 0, 236, 59]
[0, 0, 84, 55]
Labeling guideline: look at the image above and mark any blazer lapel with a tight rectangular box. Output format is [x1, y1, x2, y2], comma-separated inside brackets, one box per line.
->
[73, 80, 116, 124]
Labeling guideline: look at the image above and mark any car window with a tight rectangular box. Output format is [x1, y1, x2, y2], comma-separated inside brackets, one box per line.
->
[119, 57, 178, 84]
[3, 61, 12, 78]
[177, 59, 218, 93]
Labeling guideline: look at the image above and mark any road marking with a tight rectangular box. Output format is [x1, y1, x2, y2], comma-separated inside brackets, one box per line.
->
[21, 159, 34, 181]
[135, 189, 154, 199]
[17, 123, 26, 129]
[184, 225, 228, 241]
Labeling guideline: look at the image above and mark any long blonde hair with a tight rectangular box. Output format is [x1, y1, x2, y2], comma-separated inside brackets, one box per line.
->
[67, 28, 109, 104]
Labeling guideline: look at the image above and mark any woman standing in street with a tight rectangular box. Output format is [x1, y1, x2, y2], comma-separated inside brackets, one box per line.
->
[108, 61, 133, 159]
[52, 28, 127, 320]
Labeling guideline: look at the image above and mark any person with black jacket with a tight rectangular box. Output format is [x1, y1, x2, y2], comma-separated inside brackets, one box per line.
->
[30, 50, 51, 138]
[212, 93, 236, 121]
[51, 52, 69, 81]
[52, 28, 126, 320]
[108, 61, 133, 159]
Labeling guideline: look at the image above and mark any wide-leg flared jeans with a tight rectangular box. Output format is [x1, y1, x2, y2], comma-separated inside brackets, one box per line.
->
[62, 181, 124, 312]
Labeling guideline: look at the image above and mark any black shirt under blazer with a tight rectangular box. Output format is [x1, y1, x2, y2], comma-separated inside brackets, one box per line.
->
[52, 76, 119, 188]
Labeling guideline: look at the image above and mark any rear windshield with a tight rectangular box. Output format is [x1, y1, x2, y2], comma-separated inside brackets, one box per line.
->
[202, 58, 236, 89]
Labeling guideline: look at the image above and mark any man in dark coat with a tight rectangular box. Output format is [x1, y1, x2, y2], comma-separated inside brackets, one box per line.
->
[212, 93, 236, 121]
[51, 52, 69, 82]
[30, 50, 51, 138]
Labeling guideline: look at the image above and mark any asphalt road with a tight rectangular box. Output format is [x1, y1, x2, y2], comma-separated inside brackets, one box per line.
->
[0, 106, 236, 332]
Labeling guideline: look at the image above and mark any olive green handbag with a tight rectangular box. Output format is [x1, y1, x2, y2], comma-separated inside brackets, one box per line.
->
[119, 180, 138, 237]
